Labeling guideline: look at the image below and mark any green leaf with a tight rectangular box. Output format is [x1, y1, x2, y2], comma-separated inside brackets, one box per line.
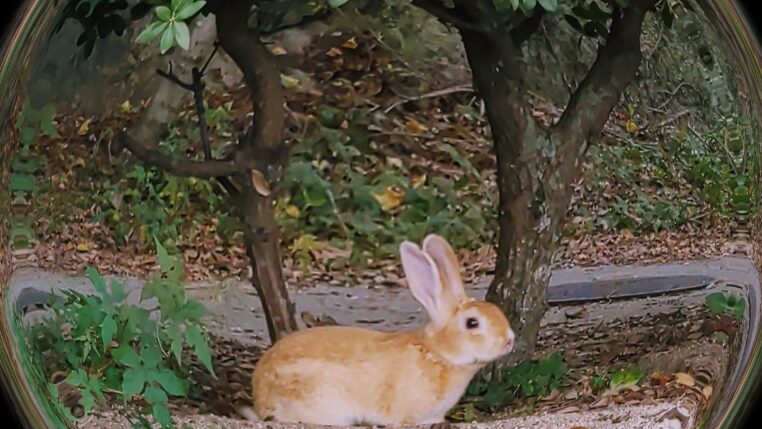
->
[732, 297, 746, 320]
[152, 402, 172, 428]
[144, 385, 169, 404]
[175, 0, 206, 20]
[173, 21, 191, 50]
[609, 365, 642, 391]
[705, 292, 746, 320]
[110, 279, 127, 302]
[121, 368, 146, 399]
[172, 0, 191, 12]
[155, 6, 172, 21]
[538, 0, 557, 12]
[80, 388, 95, 413]
[81, 339, 92, 363]
[10, 174, 35, 192]
[12, 157, 40, 174]
[160, 23, 175, 54]
[101, 315, 116, 349]
[87, 376, 106, 402]
[104, 367, 121, 391]
[66, 370, 83, 387]
[40, 105, 59, 137]
[86, 266, 107, 296]
[21, 127, 36, 145]
[182, 300, 208, 321]
[167, 323, 184, 365]
[186, 324, 214, 376]
[141, 346, 162, 369]
[328, 0, 350, 7]
[154, 235, 173, 274]
[136, 21, 168, 44]
[113, 344, 140, 368]
[705, 292, 727, 315]
[523, 0, 537, 10]
[155, 369, 188, 396]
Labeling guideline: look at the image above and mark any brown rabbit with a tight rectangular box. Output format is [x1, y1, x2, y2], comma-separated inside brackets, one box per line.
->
[245, 234, 515, 425]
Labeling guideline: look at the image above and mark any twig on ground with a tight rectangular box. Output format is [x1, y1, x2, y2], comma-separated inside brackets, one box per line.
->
[648, 109, 691, 131]
[656, 82, 695, 111]
[382, 84, 474, 114]
[687, 124, 741, 176]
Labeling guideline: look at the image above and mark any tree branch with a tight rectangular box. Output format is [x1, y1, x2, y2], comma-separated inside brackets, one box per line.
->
[411, 0, 488, 33]
[156, 62, 193, 90]
[510, 8, 545, 45]
[117, 133, 244, 178]
[156, 62, 213, 160]
[552, 0, 656, 148]
[215, 0, 287, 167]
[190, 67, 213, 160]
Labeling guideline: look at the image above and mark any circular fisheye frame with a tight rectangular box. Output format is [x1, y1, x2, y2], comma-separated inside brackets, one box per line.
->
[0, 1, 760, 428]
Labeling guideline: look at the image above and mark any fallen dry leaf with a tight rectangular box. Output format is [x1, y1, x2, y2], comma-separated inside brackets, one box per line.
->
[651, 372, 672, 385]
[674, 372, 695, 387]
[702, 385, 713, 399]
[250, 169, 271, 197]
[405, 118, 427, 134]
[78, 118, 91, 136]
[373, 186, 405, 212]
[270, 45, 287, 56]
[285, 205, 301, 218]
[280, 74, 300, 89]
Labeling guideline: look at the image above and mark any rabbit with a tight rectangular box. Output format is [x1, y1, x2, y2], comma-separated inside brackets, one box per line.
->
[245, 234, 515, 426]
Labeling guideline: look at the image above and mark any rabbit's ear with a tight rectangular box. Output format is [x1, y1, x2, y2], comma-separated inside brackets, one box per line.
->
[423, 234, 466, 301]
[400, 241, 448, 326]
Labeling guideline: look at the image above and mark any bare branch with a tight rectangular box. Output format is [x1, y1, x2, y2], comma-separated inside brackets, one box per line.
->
[157, 46, 221, 163]
[156, 62, 193, 90]
[552, 0, 656, 148]
[189, 67, 213, 160]
[118, 132, 243, 178]
[200, 42, 221, 75]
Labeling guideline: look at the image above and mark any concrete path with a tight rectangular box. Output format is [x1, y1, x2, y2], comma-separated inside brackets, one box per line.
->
[9, 256, 758, 346]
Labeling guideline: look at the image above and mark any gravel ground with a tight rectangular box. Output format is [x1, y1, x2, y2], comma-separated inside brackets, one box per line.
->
[76, 400, 696, 429]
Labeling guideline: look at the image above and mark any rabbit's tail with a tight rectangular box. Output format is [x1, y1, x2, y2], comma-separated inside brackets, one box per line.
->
[237, 405, 260, 422]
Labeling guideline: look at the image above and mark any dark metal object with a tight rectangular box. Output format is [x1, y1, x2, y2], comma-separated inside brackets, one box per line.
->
[547, 275, 715, 304]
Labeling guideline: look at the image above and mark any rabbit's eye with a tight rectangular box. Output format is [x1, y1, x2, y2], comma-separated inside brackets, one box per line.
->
[466, 317, 479, 329]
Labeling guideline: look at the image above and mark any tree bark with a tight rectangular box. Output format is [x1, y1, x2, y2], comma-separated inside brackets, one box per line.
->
[123, 0, 300, 344]
[242, 186, 299, 341]
[214, 0, 298, 344]
[460, 28, 557, 365]
[458, 0, 655, 365]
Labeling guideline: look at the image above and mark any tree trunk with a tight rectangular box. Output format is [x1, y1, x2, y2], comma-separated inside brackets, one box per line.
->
[241, 184, 299, 343]
[459, 0, 652, 366]
[214, 0, 299, 343]
[460, 29, 565, 365]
